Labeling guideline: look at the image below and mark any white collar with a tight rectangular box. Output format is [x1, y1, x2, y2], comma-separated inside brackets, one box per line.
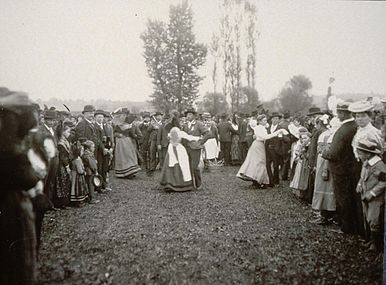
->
[341, 118, 355, 125]
[368, 155, 381, 166]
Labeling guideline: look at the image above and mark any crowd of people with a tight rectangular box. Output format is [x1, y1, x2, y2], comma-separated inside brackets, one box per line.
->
[0, 85, 385, 284]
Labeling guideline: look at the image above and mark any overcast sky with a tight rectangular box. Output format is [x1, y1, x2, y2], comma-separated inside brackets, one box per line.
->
[1, 0, 385, 102]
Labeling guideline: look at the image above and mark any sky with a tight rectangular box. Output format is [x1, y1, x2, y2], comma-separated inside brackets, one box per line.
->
[0, 0, 385, 103]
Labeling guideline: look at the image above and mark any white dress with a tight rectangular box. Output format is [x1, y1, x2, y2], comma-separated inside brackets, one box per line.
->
[236, 125, 271, 184]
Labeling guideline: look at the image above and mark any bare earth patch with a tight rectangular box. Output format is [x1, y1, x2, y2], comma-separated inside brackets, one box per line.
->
[38, 166, 383, 285]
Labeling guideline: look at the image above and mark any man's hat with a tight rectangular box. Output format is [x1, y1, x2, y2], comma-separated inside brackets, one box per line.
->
[82, 105, 96, 114]
[142, 111, 151, 118]
[153, 111, 163, 117]
[356, 139, 382, 155]
[283, 111, 291, 119]
[306, 107, 324, 116]
[44, 109, 57, 120]
[348, 101, 374, 113]
[184, 108, 197, 116]
[336, 102, 350, 112]
[269, 112, 282, 119]
[94, 109, 106, 116]
[202, 112, 211, 119]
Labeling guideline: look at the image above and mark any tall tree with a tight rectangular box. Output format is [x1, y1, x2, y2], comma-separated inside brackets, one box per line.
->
[210, 33, 221, 94]
[244, 1, 259, 89]
[220, 0, 244, 113]
[278, 75, 313, 113]
[141, 1, 207, 113]
[140, 20, 171, 112]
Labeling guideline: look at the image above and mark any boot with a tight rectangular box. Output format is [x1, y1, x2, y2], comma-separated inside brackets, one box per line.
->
[372, 231, 383, 254]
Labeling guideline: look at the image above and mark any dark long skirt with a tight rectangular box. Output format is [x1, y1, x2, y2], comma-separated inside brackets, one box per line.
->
[0, 191, 37, 285]
[160, 152, 194, 192]
[53, 165, 70, 207]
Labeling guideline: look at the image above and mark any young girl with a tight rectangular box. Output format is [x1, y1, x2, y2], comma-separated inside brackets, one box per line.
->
[160, 127, 200, 192]
[82, 140, 100, 204]
[290, 130, 311, 199]
[70, 142, 88, 206]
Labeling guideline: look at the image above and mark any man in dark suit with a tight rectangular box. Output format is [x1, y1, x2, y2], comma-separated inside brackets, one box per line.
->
[157, 114, 170, 168]
[182, 108, 211, 190]
[279, 112, 292, 180]
[322, 103, 363, 235]
[39, 109, 59, 203]
[265, 112, 282, 186]
[72, 105, 100, 203]
[217, 113, 238, 166]
[139, 112, 152, 171]
[94, 110, 112, 192]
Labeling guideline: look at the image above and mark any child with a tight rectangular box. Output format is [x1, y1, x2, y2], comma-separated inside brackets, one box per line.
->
[70, 142, 88, 206]
[290, 130, 311, 199]
[356, 139, 386, 255]
[82, 140, 100, 204]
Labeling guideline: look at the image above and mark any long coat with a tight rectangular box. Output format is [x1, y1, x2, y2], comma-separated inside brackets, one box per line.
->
[322, 120, 358, 175]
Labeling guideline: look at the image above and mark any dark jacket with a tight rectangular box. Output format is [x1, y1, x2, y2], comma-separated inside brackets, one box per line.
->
[322, 120, 358, 175]
[157, 125, 169, 148]
[218, 121, 237, 143]
[73, 118, 98, 145]
[182, 120, 211, 149]
[239, 119, 248, 143]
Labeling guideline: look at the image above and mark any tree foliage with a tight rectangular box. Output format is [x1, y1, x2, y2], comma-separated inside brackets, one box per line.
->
[278, 75, 313, 113]
[141, 1, 207, 113]
[238, 86, 260, 113]
[197, 92, 228, 115]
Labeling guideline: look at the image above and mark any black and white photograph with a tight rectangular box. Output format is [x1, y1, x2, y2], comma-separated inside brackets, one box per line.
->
[0, 0, 385, 284]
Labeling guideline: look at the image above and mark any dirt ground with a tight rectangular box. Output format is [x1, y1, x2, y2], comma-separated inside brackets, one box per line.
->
[38, 166, 383, 285]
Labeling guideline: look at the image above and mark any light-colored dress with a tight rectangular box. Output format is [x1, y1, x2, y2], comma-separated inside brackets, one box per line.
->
[236, 125, 272, 184]
[312, 130, 336, 211]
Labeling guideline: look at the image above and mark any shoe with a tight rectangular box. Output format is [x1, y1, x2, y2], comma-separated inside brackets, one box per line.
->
[104, 187, 112, 191]
[196, 185, 204, 190]
[89, 200, 100, 204]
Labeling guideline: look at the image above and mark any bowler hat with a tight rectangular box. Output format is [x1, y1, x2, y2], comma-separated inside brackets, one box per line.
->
[269, 112, 282, 119]
[356, 139, 381, 155]
[82, 105, 96, 114]
[142, 112, 151, 118]
[306, 107, 324, 116]
[94, 109, 106, 117]
[44, 110, 57, 120]
[184, 108, 197, 116]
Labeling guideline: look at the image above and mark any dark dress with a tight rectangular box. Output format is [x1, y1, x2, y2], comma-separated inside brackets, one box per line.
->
[0, 153, 39, 285]
[70, 157, 88, 204]
[54, 140, 71, 207]
[160, 144, 195, 192]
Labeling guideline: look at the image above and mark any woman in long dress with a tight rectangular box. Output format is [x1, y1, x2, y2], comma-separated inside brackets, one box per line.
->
[114, 113, 141, 178]
[54, 123, 72, 208]
[237, 115, 284, 188]
[160, 127, 200, 191]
